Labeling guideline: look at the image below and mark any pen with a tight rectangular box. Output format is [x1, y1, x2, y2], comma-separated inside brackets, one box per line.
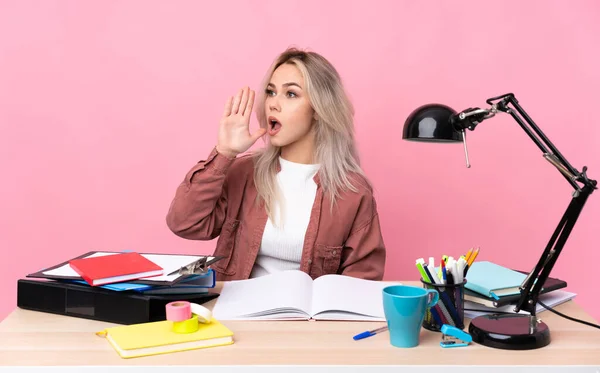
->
[353, 326, 388, 340]
[442, 261, 446, 284]
[439, 292, 462, 327]
[430, 305, 445, 327]
[439, 255, 447, 278]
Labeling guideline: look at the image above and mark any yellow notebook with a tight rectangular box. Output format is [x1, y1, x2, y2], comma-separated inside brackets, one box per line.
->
[96, 318, 234, 358]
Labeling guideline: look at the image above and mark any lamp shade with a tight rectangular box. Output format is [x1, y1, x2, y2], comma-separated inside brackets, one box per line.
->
[402, 104, 462, 142]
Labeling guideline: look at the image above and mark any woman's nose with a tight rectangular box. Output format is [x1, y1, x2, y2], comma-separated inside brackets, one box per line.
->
[268, 97, 281, 112]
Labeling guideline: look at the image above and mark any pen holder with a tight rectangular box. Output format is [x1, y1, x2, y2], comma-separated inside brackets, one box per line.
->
[420, 279, 466, 332]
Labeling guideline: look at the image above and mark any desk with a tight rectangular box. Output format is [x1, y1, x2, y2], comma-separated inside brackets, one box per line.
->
[1, 281, 599, 370]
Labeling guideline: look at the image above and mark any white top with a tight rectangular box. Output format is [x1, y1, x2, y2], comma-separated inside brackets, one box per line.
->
[250, 157, 320, 278]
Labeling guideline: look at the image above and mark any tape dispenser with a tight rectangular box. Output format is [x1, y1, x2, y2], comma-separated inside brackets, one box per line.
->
[165, 301, 213, 334]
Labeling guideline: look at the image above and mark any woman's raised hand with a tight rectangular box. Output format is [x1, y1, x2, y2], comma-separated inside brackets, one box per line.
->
[216, 86, 266, 158]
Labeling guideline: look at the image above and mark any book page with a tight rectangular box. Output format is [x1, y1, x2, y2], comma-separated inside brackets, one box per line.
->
[464, 290, 577, 319]
[311, 275, 396, 321]
[43, 252, 115, 276]
[211, 270, 314, 320]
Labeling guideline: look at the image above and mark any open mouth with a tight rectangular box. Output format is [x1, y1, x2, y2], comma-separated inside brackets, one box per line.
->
[268, 116, 282, 136]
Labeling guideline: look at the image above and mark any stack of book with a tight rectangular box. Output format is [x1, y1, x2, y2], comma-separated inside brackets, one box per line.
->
[17, 251, 224, 324]
[27, 250, 221, 294]
[462, 261, 577, 319]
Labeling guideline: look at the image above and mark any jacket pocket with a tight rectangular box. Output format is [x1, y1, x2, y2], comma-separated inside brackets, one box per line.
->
[313, 244, 343, 276]
[210, 218, 241, 276]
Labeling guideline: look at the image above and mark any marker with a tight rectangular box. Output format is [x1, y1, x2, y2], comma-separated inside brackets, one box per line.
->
[446, 271, 455, 286]
[415, 258, 430, 282]
[451, 259, 461, 284]
[427, 263, 443, 285]
[423, 264, 436, 286]
[457, 257, 467, 281]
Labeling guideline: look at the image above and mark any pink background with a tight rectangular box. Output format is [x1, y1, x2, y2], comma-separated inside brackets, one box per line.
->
[1, 0, 599, 323]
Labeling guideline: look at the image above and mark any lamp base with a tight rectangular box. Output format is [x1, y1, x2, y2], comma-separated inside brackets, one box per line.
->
[468, 314, 550, 350]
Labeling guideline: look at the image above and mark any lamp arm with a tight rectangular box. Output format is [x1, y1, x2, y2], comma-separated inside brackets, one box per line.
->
[490, 94, 596, 192]
[455, 93, 597, 316]
[514, 186, 593, 315]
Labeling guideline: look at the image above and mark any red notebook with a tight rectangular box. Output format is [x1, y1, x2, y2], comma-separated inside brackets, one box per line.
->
[68, 252, 164, 286]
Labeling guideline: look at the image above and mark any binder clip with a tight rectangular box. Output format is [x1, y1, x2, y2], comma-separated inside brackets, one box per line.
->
[167, 257, 209, 276]
[440, 324, 472, 348]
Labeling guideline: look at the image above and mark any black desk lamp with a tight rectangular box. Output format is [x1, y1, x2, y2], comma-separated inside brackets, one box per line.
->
[402, 93, 597, 350]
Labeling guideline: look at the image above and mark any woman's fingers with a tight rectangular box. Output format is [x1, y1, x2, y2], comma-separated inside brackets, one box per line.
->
[222, 96, 233, 118]
[243, 89, 255, 118]
[231, 88, 243, 114]
[239, 87, 249, 115]
[250, 127, 267, 142]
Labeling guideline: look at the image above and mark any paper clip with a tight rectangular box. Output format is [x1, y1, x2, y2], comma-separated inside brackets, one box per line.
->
[167, 257, 209, 276]
[440, 324, 472, 348]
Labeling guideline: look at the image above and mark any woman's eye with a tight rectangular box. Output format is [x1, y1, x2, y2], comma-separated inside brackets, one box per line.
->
[287, 91, 297, 98]
[265, 89, 275, 96]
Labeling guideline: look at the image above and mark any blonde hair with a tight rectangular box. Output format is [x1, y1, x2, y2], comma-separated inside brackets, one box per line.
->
[253, 47, 368, 224]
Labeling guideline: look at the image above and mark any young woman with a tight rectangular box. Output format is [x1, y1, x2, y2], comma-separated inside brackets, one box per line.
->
[166, 47, 386, 281]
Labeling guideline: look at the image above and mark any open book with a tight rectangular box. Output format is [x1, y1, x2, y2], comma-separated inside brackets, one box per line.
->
[211, 270, 396, 321]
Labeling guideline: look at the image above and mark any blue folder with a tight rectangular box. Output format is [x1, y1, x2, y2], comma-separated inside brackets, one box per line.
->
[70, 269, 215, 292]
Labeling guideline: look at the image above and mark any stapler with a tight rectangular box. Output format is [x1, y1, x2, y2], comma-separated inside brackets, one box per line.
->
[440, 324, 472, 348]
